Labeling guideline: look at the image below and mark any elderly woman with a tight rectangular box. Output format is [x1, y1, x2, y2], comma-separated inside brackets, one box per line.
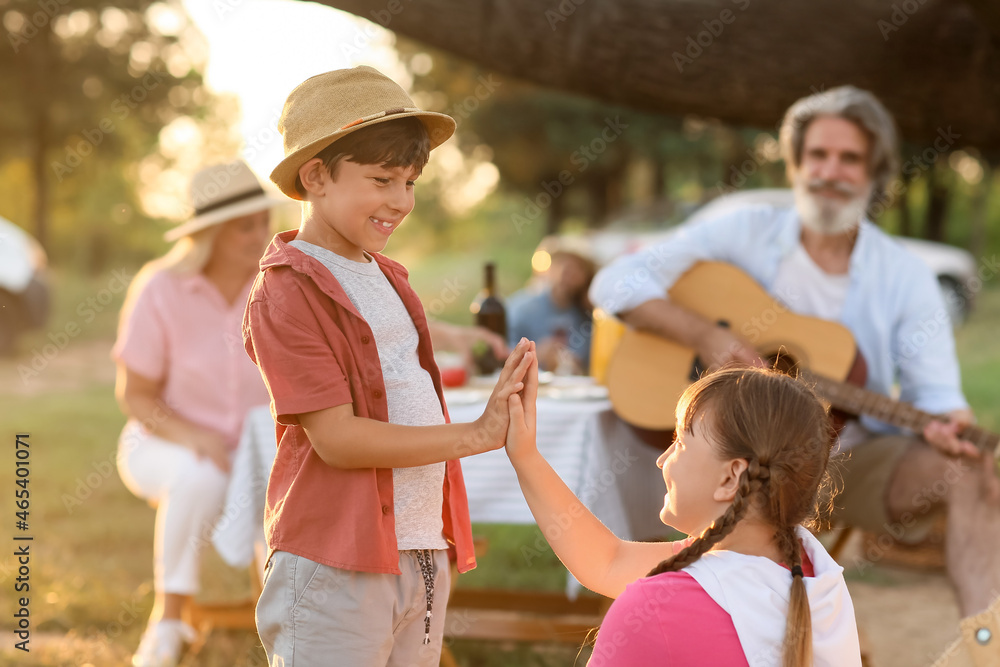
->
[114, 161, 277, 666]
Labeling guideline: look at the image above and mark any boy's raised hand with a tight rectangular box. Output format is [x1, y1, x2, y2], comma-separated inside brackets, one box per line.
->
[506, 340, 538, 468]
[468, 338, 533, 454]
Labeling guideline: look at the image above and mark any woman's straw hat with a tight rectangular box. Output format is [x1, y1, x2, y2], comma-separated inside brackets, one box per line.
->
[269, 66, 457, 200]
[165, 160, 284, 242]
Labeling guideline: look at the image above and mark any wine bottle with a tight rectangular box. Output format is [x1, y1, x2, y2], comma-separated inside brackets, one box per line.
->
[470, 262, 507, 373]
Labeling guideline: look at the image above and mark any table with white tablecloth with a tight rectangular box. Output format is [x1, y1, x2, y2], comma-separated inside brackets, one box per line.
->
[211, 404, 274, 574]
[446, 394, 666, 541]
[212, 389, 669, 592]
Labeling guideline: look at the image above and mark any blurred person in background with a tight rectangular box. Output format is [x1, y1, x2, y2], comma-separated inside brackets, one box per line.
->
[113, 160, 277, 667]
[590, 86, 1000, 664]
[429, 317, 509, 374]
[507, 236, 596, 374]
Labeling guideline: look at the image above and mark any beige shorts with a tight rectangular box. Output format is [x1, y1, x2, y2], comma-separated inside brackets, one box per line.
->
[256, 549, 451, 667]
[826, 434, 944, 545]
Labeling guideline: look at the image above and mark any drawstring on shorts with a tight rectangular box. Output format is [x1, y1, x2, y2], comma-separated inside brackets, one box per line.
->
[414, 549, 436, 645]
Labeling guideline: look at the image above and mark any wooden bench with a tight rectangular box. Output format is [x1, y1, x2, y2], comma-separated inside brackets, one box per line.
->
[440, 537, 610, 665]
[182, 564, 261, 654]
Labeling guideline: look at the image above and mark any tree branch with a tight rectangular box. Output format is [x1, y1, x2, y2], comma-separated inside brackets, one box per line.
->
[311, 0, 1000, 150]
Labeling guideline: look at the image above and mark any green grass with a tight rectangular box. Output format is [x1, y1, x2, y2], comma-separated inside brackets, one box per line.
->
[956, 287, 1000, 432]
[0, 386, 148, 664]
[12, 266, 131, 362]
[1, 267, 998, 665]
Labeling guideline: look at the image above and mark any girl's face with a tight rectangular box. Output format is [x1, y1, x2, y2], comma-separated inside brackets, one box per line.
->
[656, 411, 743, 536]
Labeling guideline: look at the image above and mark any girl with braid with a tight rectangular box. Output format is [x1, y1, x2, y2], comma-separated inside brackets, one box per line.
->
[505, 347, 861, 666]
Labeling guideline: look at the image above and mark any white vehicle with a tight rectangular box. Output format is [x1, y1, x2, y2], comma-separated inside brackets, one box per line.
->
[887, 236, 977, 326]
[583, 189, 977, 326]
[0, 216, 50, 354]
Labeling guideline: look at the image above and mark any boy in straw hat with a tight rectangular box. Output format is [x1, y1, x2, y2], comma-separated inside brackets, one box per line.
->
[243, 66, 533, 666]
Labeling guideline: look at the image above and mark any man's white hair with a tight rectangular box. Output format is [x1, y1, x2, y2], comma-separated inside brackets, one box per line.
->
[779, 86, 899, 198]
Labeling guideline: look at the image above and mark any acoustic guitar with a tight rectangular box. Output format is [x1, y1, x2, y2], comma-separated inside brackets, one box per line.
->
[593, 261, 999, 457]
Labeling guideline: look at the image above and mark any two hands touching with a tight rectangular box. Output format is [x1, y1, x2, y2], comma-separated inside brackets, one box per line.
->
[506, 340, 538, 468]
[471, 337, 539, 466]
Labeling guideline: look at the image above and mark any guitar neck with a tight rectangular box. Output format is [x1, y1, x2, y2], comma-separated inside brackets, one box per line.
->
[800, 370, 1000, 456]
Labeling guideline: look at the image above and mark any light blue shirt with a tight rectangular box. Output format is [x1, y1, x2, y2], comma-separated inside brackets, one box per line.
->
[588, 203, 968, 434]
[507, 284, 592, 371]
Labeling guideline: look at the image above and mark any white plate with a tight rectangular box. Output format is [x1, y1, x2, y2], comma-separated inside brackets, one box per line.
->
[468, 371, 556, 386]
[548, 375, 596, 387]
[543, 385, 610, 401]
[443, 388, 492, 405]
[466, 372, 501, 389]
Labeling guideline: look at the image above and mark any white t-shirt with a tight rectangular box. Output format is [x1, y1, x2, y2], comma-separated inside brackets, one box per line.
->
[771, 241, 850, 320]
[771, 242, 868, 452]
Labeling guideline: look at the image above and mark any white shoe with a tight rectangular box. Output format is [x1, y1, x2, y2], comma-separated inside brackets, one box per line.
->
[131, 619, 197, 667]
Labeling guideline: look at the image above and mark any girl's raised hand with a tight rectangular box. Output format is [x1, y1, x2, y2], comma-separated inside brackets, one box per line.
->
[506, 340, 538, 467]
[470, 338, 532, 454]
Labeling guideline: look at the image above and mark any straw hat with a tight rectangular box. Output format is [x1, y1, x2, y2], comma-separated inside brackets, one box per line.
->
[532, 235, 599, 273]
[165, 160, 284, 242]
[270, 66, 457, 200]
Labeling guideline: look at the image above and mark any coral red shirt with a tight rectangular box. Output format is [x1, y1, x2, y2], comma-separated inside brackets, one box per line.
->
[243, 230, 476, 575]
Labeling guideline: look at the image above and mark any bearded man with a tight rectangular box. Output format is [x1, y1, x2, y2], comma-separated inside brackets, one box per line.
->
[589, 86, 1000, 664]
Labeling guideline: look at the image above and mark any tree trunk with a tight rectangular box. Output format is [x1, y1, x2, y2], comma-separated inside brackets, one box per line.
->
[546, 177, 564, 236]
[25, 20, 51, 251]
[968, 162, 991, 259]
[606, 169, 626, 222]
[897, 168, 914, 237]
[924, 163, 951, 242]
[315, 0, 1000, 150]
[652, 155, 667, 200]
[31, 113, 49, 253]
[720, 130, 750, 192]
[585, 173, 609, 226]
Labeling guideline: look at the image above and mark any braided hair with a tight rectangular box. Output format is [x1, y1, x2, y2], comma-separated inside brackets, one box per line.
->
[646, 367, 834, 667]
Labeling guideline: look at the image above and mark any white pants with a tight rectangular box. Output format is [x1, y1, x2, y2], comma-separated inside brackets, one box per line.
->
[117, 420, 229, 595]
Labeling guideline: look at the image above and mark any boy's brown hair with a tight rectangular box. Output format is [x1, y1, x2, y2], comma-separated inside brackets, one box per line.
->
[295, 117, 430, 196]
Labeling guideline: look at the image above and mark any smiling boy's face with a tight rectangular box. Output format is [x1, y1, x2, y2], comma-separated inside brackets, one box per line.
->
[300, 158, 420, 262]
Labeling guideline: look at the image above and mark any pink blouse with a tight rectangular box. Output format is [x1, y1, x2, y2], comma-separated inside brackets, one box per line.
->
[113, 270, 270, 448]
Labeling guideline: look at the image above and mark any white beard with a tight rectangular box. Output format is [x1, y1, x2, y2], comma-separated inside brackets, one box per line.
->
[793, 177, 872, 236]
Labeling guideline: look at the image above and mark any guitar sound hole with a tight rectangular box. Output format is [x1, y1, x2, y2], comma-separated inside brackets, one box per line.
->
[768, 353, 799, 376]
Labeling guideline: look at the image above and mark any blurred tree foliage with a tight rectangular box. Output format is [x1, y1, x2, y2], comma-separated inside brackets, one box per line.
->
[393, 37, 998, 257]
[0, 0, 236, 272]
[397, 37, 784, 234]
